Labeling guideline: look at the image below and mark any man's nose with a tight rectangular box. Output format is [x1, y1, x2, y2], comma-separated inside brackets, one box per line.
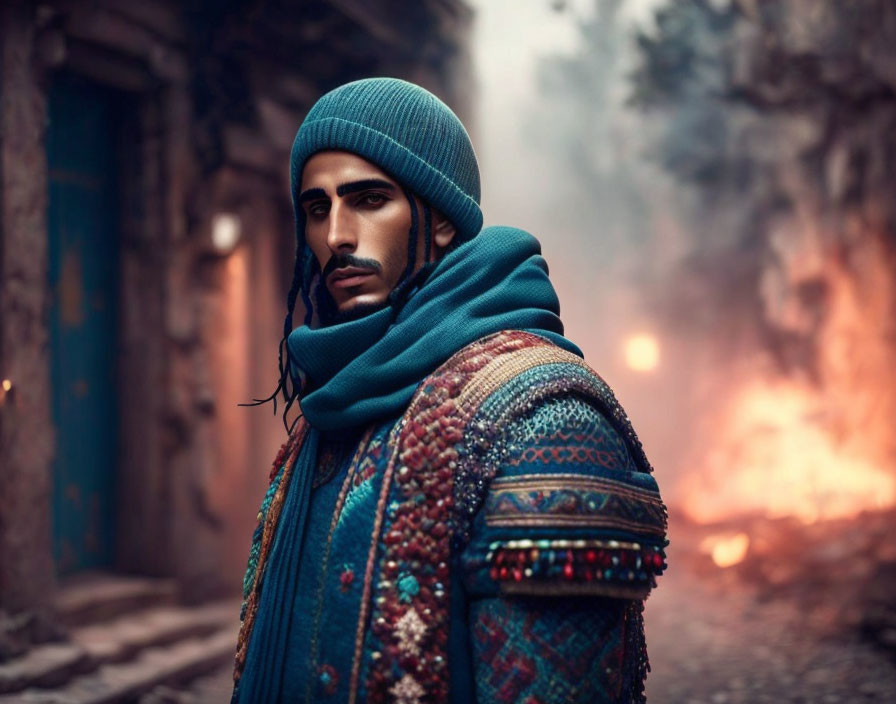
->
[326, 201, 356, 253]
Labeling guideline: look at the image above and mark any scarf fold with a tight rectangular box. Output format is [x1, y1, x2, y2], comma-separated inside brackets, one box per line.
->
[237, 225, 581, 702]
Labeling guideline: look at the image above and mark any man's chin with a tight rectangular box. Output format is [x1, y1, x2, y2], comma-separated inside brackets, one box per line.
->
[321, 298, 390, 326]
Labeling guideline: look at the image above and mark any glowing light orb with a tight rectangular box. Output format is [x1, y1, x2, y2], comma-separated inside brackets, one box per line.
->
[699, 532, 750, 568]
[211, 213, 241, 253]
[624, 334, 660, 372]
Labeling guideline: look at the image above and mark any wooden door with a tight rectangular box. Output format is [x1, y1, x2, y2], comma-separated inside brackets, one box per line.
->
[46, 72, 122, 575]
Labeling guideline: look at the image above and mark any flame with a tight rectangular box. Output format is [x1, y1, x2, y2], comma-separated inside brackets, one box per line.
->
[681, 233, 896, 524]
[683, 377, 896, 523]
[624, 333, 660, 372]
[699, 532, 750, 568]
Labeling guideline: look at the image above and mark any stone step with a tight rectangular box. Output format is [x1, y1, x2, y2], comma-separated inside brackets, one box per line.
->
[71, 601, 237, 666]
[0, 601, 238, 696]
[0, 643, 91, 694]
[0, 625, 237, 704]
[56, 573, 177, 629]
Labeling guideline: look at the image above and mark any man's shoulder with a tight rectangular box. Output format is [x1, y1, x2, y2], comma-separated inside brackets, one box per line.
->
[442, 332, 668, 599]
[437, 328, 595, 405]
[431, 329, 653, 476]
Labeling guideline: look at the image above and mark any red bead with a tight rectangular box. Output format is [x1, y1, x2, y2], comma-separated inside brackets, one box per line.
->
[585, 550, 597, 564]
[563, 562, 575, 579]
[499, 566, 508, 580]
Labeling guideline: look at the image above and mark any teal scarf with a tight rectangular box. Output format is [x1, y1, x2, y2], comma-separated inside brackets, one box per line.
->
[236, 226, 581, 702]
[290, 225, 581, 430]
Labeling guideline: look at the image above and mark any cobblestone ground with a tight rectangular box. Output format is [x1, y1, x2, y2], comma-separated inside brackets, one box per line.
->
[645, 544, 896, 704]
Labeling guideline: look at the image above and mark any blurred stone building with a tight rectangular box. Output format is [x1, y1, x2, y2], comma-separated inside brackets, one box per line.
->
[0, 0, 473, 626]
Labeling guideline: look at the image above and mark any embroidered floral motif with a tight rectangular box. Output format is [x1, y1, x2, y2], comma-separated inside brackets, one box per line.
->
[339, 565, 355, 592]
[389, 674, 425, 704]
[317, 663, 339, 696]
[396, 573, 420, 603]
[395, 608, 427, 656]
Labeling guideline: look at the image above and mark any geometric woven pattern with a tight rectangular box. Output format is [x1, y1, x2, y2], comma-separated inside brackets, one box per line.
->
[485, 473, 667, 537]
[503, 396, 633, 472]
[470, 595, 629, 703]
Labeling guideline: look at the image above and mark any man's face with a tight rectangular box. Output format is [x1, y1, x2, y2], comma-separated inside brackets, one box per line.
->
[299, 151, 443, 320]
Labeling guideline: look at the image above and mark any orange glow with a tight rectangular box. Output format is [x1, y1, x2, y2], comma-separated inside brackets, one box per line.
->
[683, 380, 896, 524]
[624, 334, 660, 372]
[699, 532, 750, 568]
[681, 233, 896, 525]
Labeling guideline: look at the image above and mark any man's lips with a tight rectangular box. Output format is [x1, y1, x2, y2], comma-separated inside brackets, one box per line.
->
[328, 266, 376, 289]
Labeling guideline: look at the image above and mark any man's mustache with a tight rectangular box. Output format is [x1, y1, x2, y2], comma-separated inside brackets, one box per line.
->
[321, 253, 382, 281]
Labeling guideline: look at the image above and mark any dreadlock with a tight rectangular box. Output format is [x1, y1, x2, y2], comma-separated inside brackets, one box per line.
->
[238, 237, 306, 433]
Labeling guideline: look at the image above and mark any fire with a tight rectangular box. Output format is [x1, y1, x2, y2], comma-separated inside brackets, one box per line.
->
[681, 232, 896, 525]
[624, 333, 660, 372]
[683, 377, 896, 525]
[699, 532, 750, 568]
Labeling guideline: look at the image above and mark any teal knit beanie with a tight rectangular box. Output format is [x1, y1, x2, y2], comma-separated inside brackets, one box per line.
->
[289, 77, 483, 243]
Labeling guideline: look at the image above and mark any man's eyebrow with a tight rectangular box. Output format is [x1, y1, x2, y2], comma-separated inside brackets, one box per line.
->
[298, 187, 328, 204]
[336, 179, 396, 196]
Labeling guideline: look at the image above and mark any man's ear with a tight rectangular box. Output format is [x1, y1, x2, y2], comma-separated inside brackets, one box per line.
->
[432, 209, 457, 249]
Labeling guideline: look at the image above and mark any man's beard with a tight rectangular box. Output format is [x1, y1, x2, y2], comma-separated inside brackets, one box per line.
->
[318, 292, 390, 326]
[316, 253, 388, 327]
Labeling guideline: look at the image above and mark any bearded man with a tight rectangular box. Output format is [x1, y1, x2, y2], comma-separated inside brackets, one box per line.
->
[232, 77, 667, 704]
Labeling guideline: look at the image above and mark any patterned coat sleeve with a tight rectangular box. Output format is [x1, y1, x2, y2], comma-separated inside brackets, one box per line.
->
[458, 394, 667, 704]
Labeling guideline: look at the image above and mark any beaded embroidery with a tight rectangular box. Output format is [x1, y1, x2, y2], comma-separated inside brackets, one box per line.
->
[485, 538, 666, 600]
[360, 333, 516, 703]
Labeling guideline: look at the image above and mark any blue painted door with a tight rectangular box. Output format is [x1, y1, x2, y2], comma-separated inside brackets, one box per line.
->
[47, 73, 121, 575]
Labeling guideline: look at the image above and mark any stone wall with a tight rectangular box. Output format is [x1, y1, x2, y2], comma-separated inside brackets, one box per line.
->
[0, 0, 474, 616]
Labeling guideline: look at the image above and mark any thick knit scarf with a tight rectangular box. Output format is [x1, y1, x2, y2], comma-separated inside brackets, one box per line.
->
[235, 225, 581, 702]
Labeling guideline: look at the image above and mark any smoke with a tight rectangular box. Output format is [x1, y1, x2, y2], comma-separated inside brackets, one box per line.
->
[473, 0, 896, 519]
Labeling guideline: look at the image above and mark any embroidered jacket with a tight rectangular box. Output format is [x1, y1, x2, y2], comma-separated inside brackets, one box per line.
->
[235, 330, 668, 703]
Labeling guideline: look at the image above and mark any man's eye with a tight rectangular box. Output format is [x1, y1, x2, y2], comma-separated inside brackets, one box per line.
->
[307, 202, 329, 217]
[360, 193, 387, 206]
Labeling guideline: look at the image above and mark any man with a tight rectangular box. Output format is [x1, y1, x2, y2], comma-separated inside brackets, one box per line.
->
[233, 77, 667, 704]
